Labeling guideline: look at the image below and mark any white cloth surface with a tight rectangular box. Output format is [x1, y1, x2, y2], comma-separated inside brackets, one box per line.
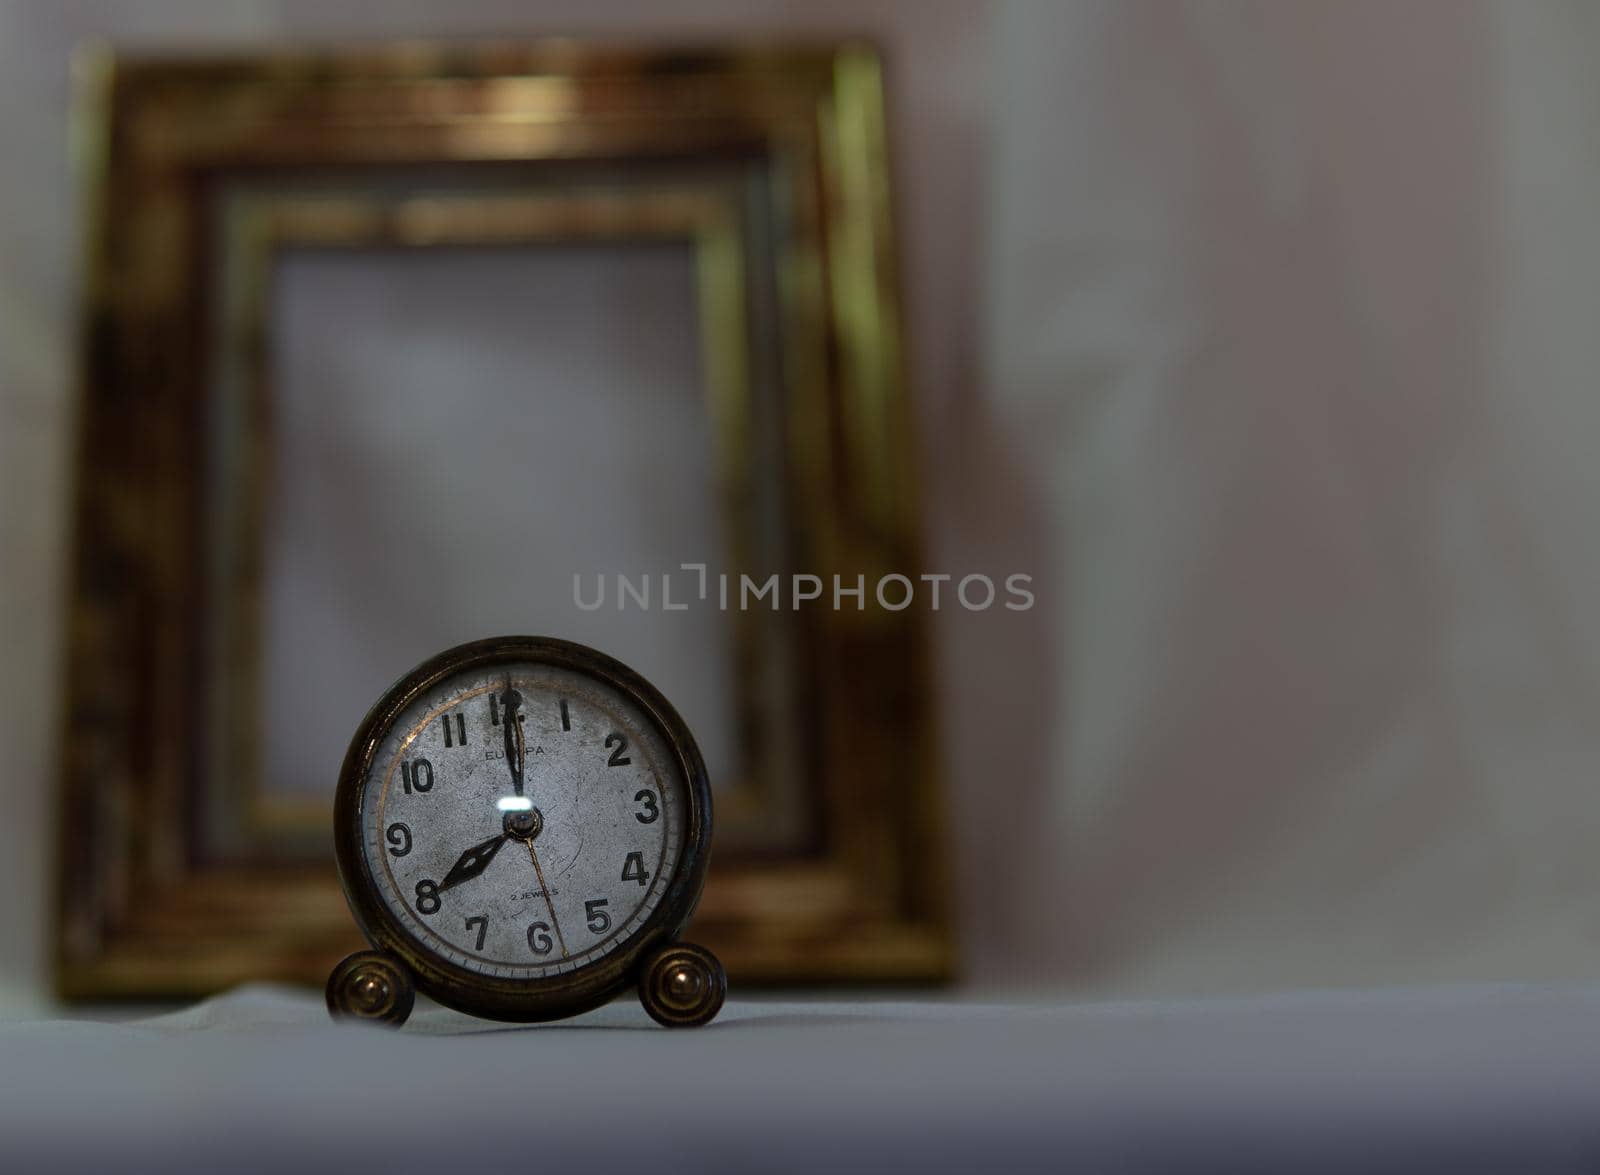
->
[3, 984, 1600, 1173]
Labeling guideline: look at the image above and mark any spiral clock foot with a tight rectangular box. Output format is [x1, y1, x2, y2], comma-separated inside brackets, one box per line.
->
[637, 941, 726, 1027]
[326, 950, 416, 1027]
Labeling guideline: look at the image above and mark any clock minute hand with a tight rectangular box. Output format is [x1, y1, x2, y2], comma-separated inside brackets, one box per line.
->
[501, 682, 525, 796]
[437, 833, 510, 892]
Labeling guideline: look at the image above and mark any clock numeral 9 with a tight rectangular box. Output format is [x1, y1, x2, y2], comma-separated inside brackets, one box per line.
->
[385, 822, 412, 857]
[585, 898, 611, 934]
[527, 922, 554, 956]
[415, 879, 441, 915]
[622, 851, 651, 887]
[402, 758, 433, 794]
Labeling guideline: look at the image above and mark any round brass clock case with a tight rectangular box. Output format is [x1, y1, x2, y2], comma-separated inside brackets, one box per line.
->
[329, 636, 719, 1026]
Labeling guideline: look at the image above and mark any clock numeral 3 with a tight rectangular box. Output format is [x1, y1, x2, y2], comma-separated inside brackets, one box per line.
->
[633, 789, 659, 824]
[622, 851, 651, 887]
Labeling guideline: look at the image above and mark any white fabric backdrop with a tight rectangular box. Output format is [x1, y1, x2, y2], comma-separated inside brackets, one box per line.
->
[963, 0, 1600, 993]
[4, 0, 1600, 1009]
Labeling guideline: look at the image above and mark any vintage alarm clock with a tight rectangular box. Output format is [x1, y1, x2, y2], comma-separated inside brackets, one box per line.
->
[325, 636, 724, 1028]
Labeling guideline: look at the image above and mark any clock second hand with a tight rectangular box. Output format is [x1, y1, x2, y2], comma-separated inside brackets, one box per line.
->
[525, 840, 569, 958]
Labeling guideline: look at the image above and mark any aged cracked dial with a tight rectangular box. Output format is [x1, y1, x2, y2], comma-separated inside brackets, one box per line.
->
[363, 660, 684, 978]
[331, 637, 718, 1025]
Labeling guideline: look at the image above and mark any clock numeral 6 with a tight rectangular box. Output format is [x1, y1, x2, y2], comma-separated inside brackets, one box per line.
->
[605, 732, 631, 767]
[415, 879, 441, 915]
[527, 922, 554, 956]
[622, 851, 651, 887]
[585, 898, 611, 934]
[401, 758, 434, 794]
[633, 789, 659, 824]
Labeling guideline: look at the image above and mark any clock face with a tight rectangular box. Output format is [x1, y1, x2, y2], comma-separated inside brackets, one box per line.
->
[354, 659, 688, 981]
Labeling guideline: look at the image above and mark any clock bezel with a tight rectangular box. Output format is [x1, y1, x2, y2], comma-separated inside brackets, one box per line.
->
[333, 635, 712, 1022]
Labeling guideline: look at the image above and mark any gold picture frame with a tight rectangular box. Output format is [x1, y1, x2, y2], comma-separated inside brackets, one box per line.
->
[57, 41, 949, 998]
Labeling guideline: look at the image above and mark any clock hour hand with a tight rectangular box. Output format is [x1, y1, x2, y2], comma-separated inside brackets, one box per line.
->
[437, 833, 509, 892]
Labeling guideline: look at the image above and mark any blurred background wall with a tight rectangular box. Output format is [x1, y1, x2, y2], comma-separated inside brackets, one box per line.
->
[5, 0, 1600, 1009]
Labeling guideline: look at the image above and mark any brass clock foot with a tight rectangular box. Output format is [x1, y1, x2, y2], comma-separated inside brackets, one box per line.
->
[638, 940, 726, 1027]
[326, 950, 416, 1027]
